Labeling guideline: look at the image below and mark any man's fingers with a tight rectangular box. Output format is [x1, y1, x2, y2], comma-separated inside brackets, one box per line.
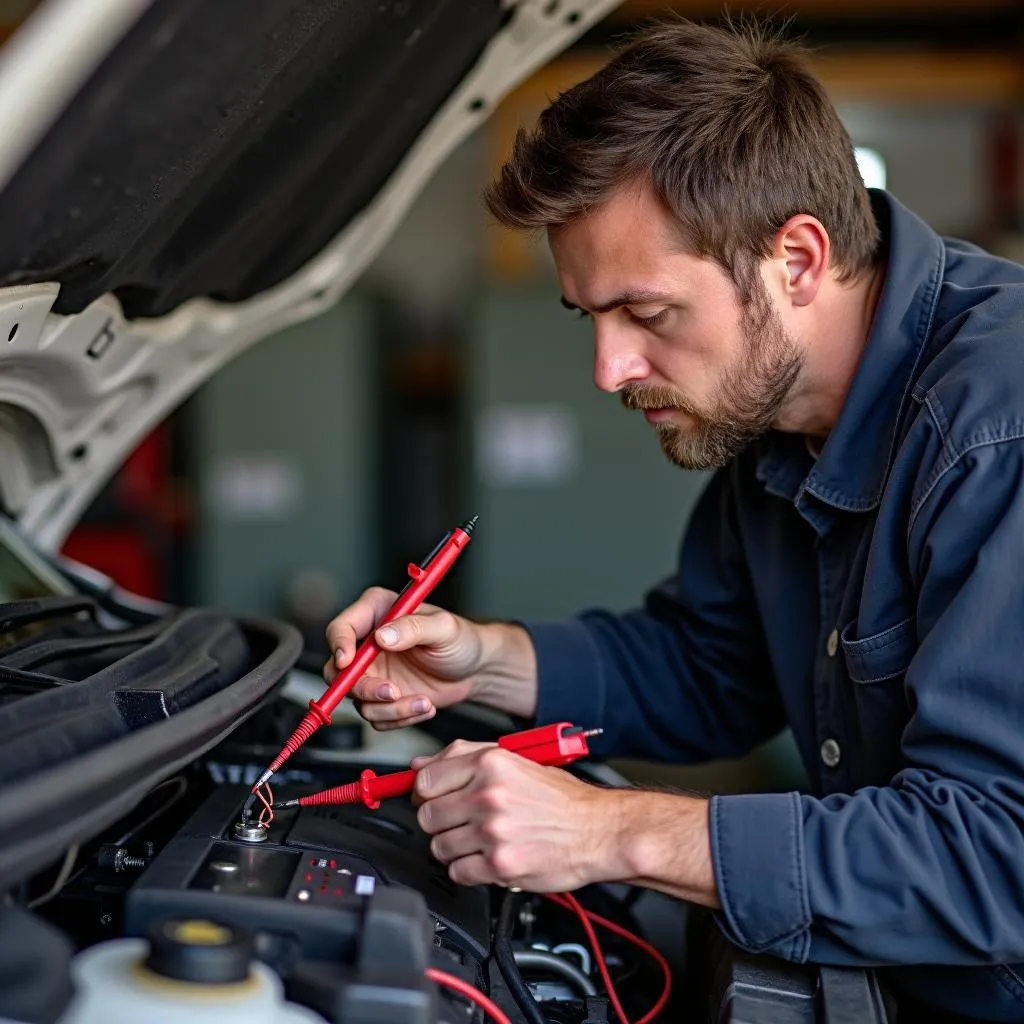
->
[357, 693, 435, 725]
[412, 739, 492, 767]
[428, 823, 481, 864]
[373, 607, 456, 653]
[350, 675, 399, 703]
[448, 853, 505, 888]
[414, 748, 486, 802]
[418, 791, 473, 837]
[325, 587, 398, 667]
[364, 704, 436, 729]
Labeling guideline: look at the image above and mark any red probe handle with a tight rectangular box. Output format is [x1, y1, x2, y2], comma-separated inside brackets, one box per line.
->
[297, 723, 592, 809]
[500, 721, 590, 766]
[297, 768, 419, 809]
[258, 520, 477, 785]
[312, 526, 473, 722]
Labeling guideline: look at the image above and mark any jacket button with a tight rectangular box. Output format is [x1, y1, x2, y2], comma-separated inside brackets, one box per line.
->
[826, 629, 839, 657]
[820, 738, 841, 768]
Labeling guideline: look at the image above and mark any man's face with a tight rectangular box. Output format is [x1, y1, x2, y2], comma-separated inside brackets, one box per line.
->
[548, 184, 805, 471]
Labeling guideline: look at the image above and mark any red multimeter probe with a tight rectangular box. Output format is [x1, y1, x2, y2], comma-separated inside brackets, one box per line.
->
[243, 516, 478, 818]
[271, 722, 601, 810]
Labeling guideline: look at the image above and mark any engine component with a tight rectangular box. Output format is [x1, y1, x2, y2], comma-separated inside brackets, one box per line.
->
[495, 890, 547, 1024]
[61, 919, 323, 1024]
[514, 949, 597, 996]
[233, 820, 269, 844]
[96, 844, 151, 872]
[125, 783, 489, 968]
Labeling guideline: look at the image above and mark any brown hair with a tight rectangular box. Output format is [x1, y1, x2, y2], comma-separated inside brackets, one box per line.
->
[485, 18, 880, 299]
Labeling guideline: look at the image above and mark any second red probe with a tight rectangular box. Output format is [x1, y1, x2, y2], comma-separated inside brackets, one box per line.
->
[271, 722, 602, 810]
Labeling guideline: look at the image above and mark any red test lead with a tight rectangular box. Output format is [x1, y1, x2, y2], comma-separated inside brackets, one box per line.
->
[271, 722, 603, 810]
[248, 516, 479, 802]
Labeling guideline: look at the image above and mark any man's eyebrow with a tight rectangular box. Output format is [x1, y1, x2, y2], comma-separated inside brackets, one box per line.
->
[560, 290, 673, 315]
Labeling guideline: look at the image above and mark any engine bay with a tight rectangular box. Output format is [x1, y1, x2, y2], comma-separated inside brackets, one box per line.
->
[15, 698, 680, 1024]
[0, 566, 890, 1024]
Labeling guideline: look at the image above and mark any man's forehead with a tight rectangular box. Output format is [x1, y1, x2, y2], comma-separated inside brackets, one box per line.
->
[549, 187, 677, 249]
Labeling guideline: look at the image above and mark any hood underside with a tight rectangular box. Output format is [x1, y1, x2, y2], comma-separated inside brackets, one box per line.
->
[0, 0, 619, 547]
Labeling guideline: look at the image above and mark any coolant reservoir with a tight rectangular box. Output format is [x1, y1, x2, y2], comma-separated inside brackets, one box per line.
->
[62, 918, 323, 1024]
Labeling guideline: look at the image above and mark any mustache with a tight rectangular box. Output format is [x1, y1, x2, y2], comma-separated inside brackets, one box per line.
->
[620, 383, 691, 412]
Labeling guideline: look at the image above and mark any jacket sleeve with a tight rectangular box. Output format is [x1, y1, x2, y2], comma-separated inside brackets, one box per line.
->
[710, 437, 1024, 966]
[522, 467, 786, 763]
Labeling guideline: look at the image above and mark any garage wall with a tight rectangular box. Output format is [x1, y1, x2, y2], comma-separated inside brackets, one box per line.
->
[464, 281, 708, 621]
[191, 296, 376, 621]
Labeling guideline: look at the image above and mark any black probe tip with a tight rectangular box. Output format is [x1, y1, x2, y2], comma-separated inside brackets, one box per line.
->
[271, 799, 299, 810]
[461, 515, 479, 535]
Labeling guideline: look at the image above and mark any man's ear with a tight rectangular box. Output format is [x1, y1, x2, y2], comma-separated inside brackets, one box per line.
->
[772, 215, 830, 308]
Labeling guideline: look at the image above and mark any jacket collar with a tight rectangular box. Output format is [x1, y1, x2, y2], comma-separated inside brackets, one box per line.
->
[757, 190, 945, 512]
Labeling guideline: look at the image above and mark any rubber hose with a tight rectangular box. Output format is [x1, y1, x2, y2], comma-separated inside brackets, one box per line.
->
[494, 891, 547, 1024]
[513, 950, 598, 997]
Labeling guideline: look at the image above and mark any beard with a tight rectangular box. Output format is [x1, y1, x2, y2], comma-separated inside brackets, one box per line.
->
[621, 286, 804, 471]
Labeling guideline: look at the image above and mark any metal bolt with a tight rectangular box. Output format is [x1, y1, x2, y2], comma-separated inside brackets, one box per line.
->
[97, 845, 149, 872]
[233, 821, 268, 844]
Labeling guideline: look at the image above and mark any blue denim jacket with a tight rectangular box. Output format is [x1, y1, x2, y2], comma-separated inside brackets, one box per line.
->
[526, 191, 1024, 1020]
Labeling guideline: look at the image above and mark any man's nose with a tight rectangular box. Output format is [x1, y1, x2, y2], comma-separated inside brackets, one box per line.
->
[592, 326, 649, 393]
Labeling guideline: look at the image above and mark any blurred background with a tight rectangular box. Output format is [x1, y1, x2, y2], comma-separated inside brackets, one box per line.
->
[2, 0, 1022, 792]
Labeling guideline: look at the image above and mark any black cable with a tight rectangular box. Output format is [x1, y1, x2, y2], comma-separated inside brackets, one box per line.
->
[513, 950, 597, 997]
[494, 890, 547, 1024]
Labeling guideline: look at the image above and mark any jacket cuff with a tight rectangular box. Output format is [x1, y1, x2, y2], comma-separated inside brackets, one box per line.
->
[710, 792, 812, 962]
[518, 620, 609, 755]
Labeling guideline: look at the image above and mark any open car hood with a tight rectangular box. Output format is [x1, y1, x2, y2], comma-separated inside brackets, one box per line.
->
[0, 0, 618, 549]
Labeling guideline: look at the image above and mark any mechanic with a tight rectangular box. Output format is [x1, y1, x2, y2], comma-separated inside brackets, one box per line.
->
[326, 20, 1024, 1024]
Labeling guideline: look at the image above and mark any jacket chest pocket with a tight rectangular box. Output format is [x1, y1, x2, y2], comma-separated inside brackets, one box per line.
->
[840, 616, 916, 783]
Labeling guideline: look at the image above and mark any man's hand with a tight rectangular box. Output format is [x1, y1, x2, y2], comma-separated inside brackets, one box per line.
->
[323, 588, 539, 729]
[411, 739, 721, 909]
[411, 740, 619, 891]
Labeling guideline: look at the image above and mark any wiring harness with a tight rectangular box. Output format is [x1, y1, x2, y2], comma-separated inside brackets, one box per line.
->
[484, 887, 673, 1024]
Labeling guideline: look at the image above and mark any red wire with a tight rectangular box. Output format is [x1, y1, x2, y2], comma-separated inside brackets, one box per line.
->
[552, 892, 630, 1023]
[426, 894, 670, 1024]
[544, 892, 673, 1024]
[256, 783, 274, 827]
[425, 966, 512, 1024]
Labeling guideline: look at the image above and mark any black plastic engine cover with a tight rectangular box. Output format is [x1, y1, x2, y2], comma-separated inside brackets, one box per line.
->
[0, 598, 301, 893]
[286, 796, 491, 959]
[126, 783, 490, 967]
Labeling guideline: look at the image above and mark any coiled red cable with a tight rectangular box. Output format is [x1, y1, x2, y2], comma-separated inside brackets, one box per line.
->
[545, 892, 673, 1024]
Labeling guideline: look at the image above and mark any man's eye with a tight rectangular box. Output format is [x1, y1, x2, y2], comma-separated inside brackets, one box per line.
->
[630, 309, 669, 328]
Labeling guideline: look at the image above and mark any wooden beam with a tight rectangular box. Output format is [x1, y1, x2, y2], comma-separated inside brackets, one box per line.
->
[815, 49, 1023, 104]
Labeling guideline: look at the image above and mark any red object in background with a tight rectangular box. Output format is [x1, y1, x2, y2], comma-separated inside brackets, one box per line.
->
[60, 427, 181, 600]
[989, 118, 1020, 230]
[61, 527, 162, 598]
